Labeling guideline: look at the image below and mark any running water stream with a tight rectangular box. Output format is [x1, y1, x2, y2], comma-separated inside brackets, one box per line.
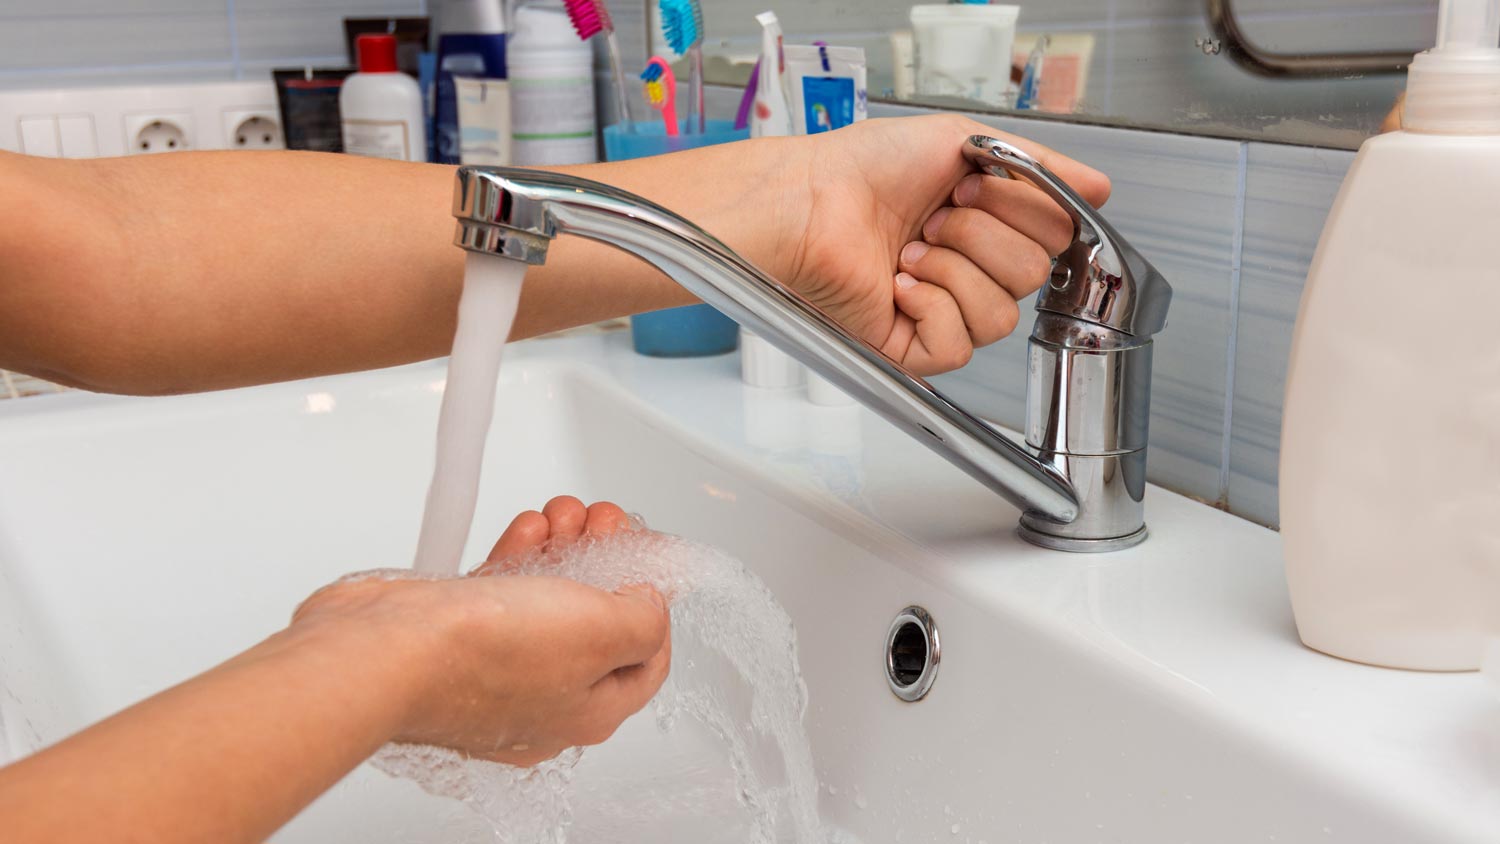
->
[411, 252, 527, 576]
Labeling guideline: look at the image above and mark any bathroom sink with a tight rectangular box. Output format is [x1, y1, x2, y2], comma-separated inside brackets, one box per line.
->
[1, 332, 1496, 842]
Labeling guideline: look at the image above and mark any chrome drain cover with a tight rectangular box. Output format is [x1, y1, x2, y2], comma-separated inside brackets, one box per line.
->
[886, 606, 940, 702]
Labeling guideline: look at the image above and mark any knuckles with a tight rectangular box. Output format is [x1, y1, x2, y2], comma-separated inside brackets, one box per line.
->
[1018, 245, 1052, 295]
[940, 341, 975, 372]
[972, 296, 1020, 347]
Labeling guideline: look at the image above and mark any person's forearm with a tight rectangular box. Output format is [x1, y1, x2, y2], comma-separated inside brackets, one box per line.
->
[0, 622, 428, 844]
[0, 142, 807, 395]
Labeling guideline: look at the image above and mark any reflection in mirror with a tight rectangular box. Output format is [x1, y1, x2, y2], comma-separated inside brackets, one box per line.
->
[665, 0, 1438, 149]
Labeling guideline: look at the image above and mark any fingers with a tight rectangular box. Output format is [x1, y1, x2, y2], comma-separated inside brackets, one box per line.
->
[498, 637, 670, 759]
[953, 173, 1075, 257]
[878, 118, 1094, 375]
[479, 744, 566, 767]
[596, 584, 671, 669]
[895, 241, 1020, 347]
[483, 510, 549, 565]
[475, 495, 594, 575]
[581, 639, 673, 745]
[917, 206, 1053, 303]
[884, 274, 974, 375]
[542, 495, 589, 545]
[579, 590, 673, 745]
[584, 501, 631, 536]
[971, 123, 1111, 209]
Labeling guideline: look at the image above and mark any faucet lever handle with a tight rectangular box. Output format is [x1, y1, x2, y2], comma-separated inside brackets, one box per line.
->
[962, 136, 1171, 337]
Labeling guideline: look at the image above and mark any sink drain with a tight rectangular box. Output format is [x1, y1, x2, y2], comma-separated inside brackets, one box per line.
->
[885, 606, 940, 702]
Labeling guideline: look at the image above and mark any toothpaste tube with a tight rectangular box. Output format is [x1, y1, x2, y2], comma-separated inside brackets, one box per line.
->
[783, 43, 867, 135]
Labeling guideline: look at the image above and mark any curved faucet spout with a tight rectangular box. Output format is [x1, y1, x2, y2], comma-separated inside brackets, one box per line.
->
[452, 137, 1172, 551]
[453, 165, 1082, 525]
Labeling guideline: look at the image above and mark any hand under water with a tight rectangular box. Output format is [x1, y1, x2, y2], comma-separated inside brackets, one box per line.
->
[769, 114, 1112, 375]
[292, 496, 669, 767]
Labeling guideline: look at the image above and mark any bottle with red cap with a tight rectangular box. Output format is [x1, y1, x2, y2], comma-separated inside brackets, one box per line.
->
[340, 33, 427, 161]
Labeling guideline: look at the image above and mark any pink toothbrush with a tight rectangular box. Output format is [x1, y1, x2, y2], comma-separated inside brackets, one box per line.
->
[561, 0, 637, 130]
[641, 58, 679, 137]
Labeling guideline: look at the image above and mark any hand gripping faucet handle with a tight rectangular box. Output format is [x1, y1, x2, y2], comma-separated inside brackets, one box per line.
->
[961, 136, 1172, 338]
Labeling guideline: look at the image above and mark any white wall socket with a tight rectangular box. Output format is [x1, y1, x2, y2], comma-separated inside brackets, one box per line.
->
[222, 109, 283, 150]
[0, 82, 286, 158]
[125, 111, 194, 153]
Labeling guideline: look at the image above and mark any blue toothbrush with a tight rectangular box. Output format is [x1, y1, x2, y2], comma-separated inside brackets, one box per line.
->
[659, 0, 705, 133]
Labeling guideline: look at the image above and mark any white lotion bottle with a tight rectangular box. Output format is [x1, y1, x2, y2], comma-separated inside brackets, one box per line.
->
[1280, 0, 1500, 670]
[340, 34, 427, 161]
[507, 0, 596, 166]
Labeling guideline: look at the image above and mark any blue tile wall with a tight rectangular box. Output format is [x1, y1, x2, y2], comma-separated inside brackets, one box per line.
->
[1227, 143, 1354, 527]
[0, 0, 427, 87]
[0, 1, 238, 86]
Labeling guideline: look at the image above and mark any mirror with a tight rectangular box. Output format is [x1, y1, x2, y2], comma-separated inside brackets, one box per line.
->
[655, 0, 1435, 149]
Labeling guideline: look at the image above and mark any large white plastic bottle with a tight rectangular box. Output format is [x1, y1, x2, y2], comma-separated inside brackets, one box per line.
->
[1280, 0, 1500, 670]
[507, 0, 596, 165]
[340, 34, 427, 161]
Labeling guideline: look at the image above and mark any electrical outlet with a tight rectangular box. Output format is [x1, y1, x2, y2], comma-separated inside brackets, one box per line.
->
[222, 108, 284, 150]
[1, 83, 281, 156]
[124, 111, 194, 154]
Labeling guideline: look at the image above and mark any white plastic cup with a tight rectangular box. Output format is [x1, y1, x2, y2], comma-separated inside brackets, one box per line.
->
[910, 4, 1020, 105]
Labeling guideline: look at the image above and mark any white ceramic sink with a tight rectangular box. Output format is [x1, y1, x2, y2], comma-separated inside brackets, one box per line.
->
[1, 332, 1497, 843]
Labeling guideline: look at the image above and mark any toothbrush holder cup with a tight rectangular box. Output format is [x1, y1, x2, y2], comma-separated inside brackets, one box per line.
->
[604, 119, 751, 357]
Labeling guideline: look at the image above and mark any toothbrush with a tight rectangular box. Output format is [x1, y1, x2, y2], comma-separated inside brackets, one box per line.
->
[641, 58, 679, 137]
[1014, 35, 1050, 110]
[734, 56, 761, 131]
[561, 0, 637, 132]
[659, 0, 705, 134]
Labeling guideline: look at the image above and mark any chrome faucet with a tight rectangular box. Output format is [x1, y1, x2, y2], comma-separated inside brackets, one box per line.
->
[450, 136, 1171, 552]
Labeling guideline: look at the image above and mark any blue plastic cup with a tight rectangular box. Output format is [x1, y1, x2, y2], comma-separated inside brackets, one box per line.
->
[603, 118, 750, 160]
[604, 119, 750, 357]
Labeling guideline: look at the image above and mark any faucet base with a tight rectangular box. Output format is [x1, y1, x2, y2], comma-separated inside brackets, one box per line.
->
[1017, 523, 1149, 553]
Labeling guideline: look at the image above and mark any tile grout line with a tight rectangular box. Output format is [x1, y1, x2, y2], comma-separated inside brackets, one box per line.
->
[226, 0, 242, 80]
[1101, 0, 1117, 115]
[0, 60, 237, 79]
[1217, 141, 1249, 507]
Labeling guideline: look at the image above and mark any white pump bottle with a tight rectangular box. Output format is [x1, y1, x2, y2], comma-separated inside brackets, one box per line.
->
[1280, 0, 1500, 670]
